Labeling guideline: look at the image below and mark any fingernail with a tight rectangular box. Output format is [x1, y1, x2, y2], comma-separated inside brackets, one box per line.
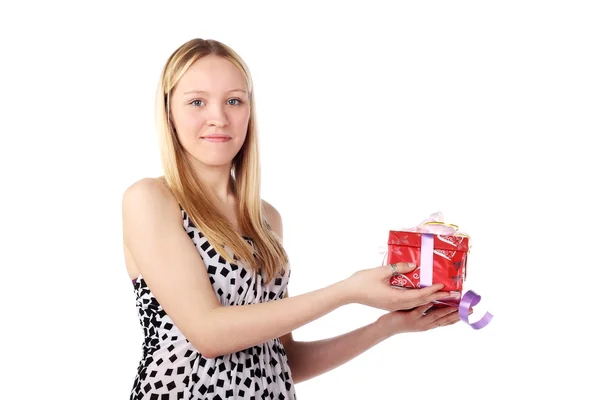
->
[422, 303, 434, 315]
[408, 263, 416, 269]
[450, 292, 461, 298]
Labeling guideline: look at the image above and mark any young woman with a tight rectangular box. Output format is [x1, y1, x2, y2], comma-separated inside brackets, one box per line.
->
[122, 38, 461, 400]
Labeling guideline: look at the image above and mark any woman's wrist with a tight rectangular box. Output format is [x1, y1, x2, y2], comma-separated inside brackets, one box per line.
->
[336, 274, 360, 306]
[375, 312, 404, 338]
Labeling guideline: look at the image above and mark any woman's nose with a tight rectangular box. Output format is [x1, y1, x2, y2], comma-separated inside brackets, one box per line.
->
[206, 104, 228, 127]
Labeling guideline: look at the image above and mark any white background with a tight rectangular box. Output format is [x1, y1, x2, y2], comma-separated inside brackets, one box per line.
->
[1, 1, 599, 398]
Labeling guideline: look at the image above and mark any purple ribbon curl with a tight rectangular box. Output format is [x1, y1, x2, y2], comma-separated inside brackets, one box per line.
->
[458, 290, 494, 329]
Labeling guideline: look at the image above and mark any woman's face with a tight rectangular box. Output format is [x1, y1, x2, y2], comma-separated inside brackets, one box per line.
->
[170, 55, 251, 168]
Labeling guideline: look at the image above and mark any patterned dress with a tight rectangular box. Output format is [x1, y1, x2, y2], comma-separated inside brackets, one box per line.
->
[130, 207, 296, 399]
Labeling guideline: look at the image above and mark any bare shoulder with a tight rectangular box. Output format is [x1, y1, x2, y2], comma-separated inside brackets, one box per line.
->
[123, 176, 171, 204]
[261, 199, 283, 239]
[122, 177, 182, 235]
[123, 177, 177, 209]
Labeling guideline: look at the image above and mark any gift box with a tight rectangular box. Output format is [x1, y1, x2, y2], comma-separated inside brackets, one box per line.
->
[383, 212, 494, 328]
[387, 213, 470, 307]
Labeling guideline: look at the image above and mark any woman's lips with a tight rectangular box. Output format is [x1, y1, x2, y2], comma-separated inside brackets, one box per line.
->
[202, 136, 231, 142]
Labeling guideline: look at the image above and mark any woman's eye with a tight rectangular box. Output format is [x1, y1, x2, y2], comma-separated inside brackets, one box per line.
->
[191, 99, 205, 107]
[227, 98, 242, 105]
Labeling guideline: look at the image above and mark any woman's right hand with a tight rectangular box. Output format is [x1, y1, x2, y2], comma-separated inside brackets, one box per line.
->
[342, 263, 458, 311]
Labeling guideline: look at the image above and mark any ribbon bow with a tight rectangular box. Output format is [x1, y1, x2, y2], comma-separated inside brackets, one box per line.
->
[407, 211, 469, 237]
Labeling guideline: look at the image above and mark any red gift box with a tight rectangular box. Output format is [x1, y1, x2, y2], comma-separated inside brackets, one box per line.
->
[387, 222, 470, 306]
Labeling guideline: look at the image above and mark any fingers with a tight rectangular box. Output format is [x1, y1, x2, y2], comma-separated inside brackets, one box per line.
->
[434, 309, 460, 327]
[418, 307, 459, 329]
[388, 283, 446, 309]
[413, 283, 456, 305]
[419, 283, 446, 296]
[385, 262, 417, 276]
[431, 290, 462, 303]
[426, 306, 459, 322]
[414, 302, 435, 316]
[430, 307, 473, 328]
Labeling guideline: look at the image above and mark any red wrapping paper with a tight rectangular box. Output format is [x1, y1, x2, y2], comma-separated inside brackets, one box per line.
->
[387, 230, 469, 306]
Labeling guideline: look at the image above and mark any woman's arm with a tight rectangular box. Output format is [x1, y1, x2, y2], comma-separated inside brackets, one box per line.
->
[124, 179, 449, 359]
[122, 179, 352, 359]
[282, 320, 390, 384]
[266, 199, 461, 383]
[280, 304, 461, 383]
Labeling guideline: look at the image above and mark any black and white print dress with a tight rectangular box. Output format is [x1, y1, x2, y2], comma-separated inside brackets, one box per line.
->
[130, 207, 296, 400]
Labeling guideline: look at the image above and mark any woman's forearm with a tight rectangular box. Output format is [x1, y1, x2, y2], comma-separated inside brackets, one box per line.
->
[201, 280, 351, 358]
[284, 319, 392, 383]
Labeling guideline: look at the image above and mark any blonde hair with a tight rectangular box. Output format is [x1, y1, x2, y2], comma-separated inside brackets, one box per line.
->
[155, 38, 288, 283]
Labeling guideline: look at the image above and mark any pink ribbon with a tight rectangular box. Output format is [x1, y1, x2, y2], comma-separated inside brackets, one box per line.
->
[406, 211, 463, 235]
[419, 233, 434, 287]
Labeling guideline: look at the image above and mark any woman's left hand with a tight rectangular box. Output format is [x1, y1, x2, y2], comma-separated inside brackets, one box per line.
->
[376, 303, 469, 335]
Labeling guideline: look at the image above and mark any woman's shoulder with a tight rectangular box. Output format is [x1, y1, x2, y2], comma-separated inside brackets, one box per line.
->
[122, 176, 181, 219]
[261, 199, 283, 239]
[123, 175, 170, 197]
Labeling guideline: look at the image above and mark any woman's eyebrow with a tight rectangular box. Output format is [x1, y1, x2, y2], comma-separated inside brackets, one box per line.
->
[183, 89, 247, 95]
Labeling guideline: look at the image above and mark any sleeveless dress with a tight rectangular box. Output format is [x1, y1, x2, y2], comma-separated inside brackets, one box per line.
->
[130, 207, 297, 400]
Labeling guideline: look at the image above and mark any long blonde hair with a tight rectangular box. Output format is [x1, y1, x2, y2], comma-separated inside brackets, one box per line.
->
[155, 38, 288, 283]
